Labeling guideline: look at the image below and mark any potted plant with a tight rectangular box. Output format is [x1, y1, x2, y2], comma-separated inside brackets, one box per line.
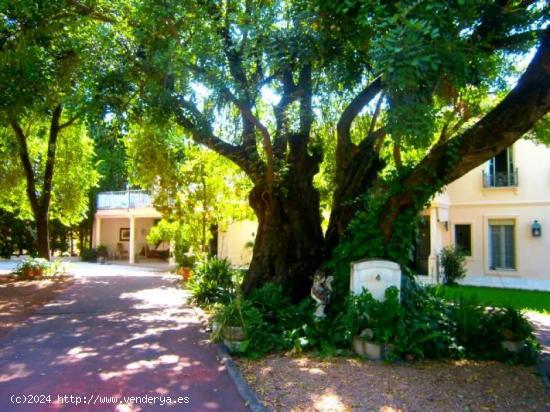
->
[96, 245, 108, 264]
[351, 288, 401, 360]
[212, 297, 249, 354]
[178, 253, 196, 281]
[353, 328, 384, 360]
[352, 328, 395, 360]
[494, 307, 532, 353]
[15, 258, 50, 279]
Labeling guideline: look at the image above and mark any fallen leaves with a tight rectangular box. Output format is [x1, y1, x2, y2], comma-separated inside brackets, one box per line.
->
[236, 354, 550, 412]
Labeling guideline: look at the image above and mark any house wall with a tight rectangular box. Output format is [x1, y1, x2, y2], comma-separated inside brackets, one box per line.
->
[218, 220, 257, 266]
[426, 139, 550, 289]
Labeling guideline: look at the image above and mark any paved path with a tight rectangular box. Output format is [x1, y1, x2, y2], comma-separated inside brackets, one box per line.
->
[527, 312, 550, 385]
[0, 273, 248, 411]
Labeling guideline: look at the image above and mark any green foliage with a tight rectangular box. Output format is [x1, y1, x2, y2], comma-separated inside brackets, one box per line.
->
[188, 257, 240, 307]
[218, 283, 539, 364]
[15, 258, 50, 278]
[126, 126, 253, 253]
[440, 246, 467, 285]
[96, 245, 108, 258]
[0, 123, 100, 224]
[80, 247, 98, 263]
[448, 299, 539, 364]
[0, 210, 36, 258]
[14, 257, 69, 278]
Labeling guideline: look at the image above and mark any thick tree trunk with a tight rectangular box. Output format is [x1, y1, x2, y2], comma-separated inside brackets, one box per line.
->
[243, 171, 324, 300]
[35, 209, 50, 260]
[325, 149, 383, 255]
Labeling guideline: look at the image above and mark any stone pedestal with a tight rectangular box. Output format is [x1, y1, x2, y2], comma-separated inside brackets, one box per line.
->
[350, 259, 401, 301]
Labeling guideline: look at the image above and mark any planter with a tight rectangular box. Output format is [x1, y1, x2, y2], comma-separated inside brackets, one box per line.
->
[501, 339, 525, 353]
[353, 336, 383, 360]
[223, 338, 249, 354]
[222, 325, 246, 341]
[179, 267, 192, 281]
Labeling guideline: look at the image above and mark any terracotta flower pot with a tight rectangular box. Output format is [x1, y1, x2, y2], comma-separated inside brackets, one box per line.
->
[180, 267, 191, 281]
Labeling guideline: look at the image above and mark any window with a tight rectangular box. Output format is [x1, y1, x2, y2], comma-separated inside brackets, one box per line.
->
[488, 219, 515, 270]
[454, 224, 472, 256]
[484, 147, 517, 187]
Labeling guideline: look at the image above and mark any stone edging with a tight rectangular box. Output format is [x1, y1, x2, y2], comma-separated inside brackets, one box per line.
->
[190, 300, 269, 411]
[215, 343, 269, 412]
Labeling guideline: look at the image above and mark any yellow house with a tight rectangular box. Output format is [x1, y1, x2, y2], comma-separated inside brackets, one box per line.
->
[419, 138, 550, 290]
[93, 190, 171, 264]
[217, 220, 257, 266]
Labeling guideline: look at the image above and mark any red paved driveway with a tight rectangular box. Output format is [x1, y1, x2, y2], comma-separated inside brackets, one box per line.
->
[0, 273, 248, 411]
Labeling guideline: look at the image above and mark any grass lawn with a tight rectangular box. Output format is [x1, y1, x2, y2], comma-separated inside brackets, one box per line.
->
[434, 285, 550, 315]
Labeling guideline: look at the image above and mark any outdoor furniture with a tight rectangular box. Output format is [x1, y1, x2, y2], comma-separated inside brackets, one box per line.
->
[115, 243, 128, 260]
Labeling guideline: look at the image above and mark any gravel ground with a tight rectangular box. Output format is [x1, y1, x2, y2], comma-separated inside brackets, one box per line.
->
[237, 354, 550, 412]
[0, 275, 73, 339]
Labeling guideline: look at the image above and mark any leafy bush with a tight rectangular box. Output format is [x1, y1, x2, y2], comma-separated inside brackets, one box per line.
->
[200, 256, 538, 364]
[448, 300, 539, 364]
[440, 246, 467, 285]
[96, 245, 108, 258]
[188, 257, 239, 306]
[15, 258, 72, 278]
[15, 258, 50, 278]
[80, 248, 98, 262]
[178, 253, 197, 269]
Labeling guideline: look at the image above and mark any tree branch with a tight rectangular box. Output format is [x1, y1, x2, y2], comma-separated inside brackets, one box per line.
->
[337, 76, 383, 148]
[59, 114, 79, 130]
[380, 28, 550, 239]
[172, 96, 265, 182]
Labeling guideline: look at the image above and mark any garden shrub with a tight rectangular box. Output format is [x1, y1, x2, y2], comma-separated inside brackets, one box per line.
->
[240, 284, 314, 358]
[448, 301, 539, 364]
[80, 248, 98, 262]
[14, 258, 69, 278]
[15, 258, 50, 278]
[440, 246, 467, 285]
[217, 282, 540, 364]
[188, 257, 239, 306]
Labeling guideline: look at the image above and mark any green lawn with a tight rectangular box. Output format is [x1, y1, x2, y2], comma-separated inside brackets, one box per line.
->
[434, 285, 550, 315]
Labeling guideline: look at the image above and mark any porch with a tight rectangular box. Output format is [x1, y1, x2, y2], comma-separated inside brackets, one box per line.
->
[93, 190, 172, 265]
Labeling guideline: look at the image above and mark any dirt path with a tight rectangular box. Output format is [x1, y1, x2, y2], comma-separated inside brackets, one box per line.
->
[238, 355, 550, 411]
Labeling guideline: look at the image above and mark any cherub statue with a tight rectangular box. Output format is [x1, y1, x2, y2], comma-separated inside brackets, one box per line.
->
[311, 270, 334, 319]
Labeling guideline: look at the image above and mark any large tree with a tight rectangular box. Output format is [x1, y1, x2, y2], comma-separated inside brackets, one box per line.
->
[0, 1, 125, 258]
[129, 0, 549, 298]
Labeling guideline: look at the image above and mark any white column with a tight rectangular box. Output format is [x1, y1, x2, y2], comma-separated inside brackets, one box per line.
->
[129, 216, 136, 264]
[95, 217, 102, 248]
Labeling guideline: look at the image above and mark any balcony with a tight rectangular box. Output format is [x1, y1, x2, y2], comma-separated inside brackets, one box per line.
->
[482, 169, 518, 188]
[97, 190, 153, 209]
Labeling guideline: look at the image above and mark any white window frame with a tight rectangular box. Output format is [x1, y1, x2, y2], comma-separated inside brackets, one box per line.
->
[484, 215, 519, 275]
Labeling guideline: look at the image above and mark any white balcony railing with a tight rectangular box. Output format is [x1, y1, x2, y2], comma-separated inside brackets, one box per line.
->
[97, 190, 153, 209]
[482, 169, 518, 188]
